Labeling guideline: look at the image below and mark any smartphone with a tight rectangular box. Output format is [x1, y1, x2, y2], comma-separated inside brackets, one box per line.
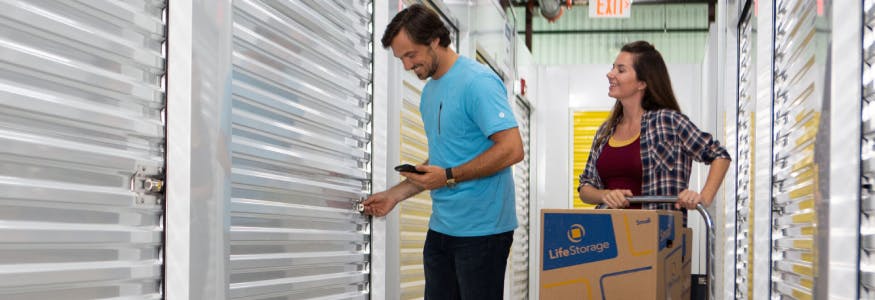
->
[394, 164, 426, 174]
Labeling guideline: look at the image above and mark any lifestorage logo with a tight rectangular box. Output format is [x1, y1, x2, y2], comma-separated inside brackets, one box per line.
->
[566, 224, 585, 242]
[543, 213, 618, 270]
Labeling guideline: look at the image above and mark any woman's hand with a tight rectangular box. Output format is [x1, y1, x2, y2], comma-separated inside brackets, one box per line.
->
[601, 189, 633, 208]
[676, 189, 705, 209]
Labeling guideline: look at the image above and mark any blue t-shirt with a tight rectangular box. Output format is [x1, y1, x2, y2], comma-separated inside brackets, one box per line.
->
[420, 56, 518, 237]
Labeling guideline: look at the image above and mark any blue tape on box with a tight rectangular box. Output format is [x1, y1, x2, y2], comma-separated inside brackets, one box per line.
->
[658, 214, 675, 250]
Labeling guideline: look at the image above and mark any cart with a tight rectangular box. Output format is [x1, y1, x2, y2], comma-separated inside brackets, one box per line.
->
[627, 196, 714, 300]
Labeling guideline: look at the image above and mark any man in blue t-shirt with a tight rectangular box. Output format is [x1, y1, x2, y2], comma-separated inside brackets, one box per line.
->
[362, 4, 524, 300]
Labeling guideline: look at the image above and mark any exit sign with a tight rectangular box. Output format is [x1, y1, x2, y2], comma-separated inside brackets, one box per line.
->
[589, 0, 632, 18]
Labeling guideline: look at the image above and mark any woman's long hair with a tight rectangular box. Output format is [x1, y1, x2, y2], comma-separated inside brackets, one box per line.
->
[596, 41, 682, 146]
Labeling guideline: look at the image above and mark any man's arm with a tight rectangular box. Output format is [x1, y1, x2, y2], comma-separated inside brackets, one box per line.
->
[452, 127, 524, 182]
[362, 160, 429, 217]
[361, 180, 422, 217]
[402, 127, 524, 190]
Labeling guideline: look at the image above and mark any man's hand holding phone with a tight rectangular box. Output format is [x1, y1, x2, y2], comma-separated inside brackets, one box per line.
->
[394, 164, 426, 174]
[394, 164, 452, 190]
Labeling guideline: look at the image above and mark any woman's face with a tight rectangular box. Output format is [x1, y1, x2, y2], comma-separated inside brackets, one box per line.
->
[607, 52, 646, 101]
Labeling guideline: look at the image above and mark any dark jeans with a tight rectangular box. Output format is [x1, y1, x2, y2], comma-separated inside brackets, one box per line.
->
[423, 229, 514, 300]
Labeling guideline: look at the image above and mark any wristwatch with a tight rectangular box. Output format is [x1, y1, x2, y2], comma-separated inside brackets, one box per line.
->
[445, 167, 457, 188]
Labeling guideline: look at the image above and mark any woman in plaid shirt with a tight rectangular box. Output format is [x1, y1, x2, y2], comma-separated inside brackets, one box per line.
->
[578, 41, 731, 212]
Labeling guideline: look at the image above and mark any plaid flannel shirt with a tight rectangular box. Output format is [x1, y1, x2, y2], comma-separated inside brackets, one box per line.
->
[578, 109, 731, 211]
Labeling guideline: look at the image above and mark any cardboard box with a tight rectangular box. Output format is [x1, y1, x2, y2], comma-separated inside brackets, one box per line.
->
[539, 209, 690, 300]
[673, 228, 693, 300]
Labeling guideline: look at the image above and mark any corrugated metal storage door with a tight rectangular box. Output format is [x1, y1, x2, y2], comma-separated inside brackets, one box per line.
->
[571, 111, 609, 208]
[771, 0, 820, 298]
[399, 72, 431, 300]
[735, 8, 754, 299]
[228, 1, 372, 299]
[862, 2, 875, 296]
[509, 97, 531, 299]
[0, 1, 166, 299]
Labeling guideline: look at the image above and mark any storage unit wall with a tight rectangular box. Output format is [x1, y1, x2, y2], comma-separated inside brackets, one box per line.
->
[0, 1, 167, 298]
[725, 0, 862, 298]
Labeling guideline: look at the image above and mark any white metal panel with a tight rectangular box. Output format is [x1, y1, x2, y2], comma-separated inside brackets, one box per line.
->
[369, 1, 394, 299]
[228, 1, 372, 299]
[819, 0, 861, 297]
[509, 96, 531, 300]
[0, 0, 166, 299]
[752, 0, 775, 298]
[164, 0, 234, 298]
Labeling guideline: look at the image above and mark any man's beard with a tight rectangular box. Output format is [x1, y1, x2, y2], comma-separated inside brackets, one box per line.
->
[415, 48, 439, 80]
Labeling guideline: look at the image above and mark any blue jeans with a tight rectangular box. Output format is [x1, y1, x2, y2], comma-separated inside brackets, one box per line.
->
[423, 229, 514, 300]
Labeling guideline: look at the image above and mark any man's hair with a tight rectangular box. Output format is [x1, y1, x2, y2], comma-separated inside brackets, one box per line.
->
[381, 4, 451, 49]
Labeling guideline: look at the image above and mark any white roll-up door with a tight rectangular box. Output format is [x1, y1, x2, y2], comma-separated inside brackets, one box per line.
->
[228, 1, 373, 299]
[771, 1, 819, 298]
[0, 0, 166, 299]
[862, 0, 875, 296]
[509, 96, 531, 299]
[735, 5, 755, 299]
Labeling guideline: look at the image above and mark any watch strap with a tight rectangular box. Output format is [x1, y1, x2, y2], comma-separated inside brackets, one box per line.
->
[445, 167, 456, 187]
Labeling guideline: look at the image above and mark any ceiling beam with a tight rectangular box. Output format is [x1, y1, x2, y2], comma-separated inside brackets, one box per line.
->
[509, 0, 712, 7]
[518, 27, 708, 35]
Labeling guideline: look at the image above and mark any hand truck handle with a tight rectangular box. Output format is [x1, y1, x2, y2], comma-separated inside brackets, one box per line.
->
[626, 196, 715, 300]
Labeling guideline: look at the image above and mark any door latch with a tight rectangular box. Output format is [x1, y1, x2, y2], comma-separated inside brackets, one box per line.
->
[143, 177, 164, 193]
[131, 165, 165, 205]
[354, 197, 365, 213]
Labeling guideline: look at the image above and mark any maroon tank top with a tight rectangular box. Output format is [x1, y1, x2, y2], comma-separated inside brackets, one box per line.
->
[596, 136, 643, 208]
